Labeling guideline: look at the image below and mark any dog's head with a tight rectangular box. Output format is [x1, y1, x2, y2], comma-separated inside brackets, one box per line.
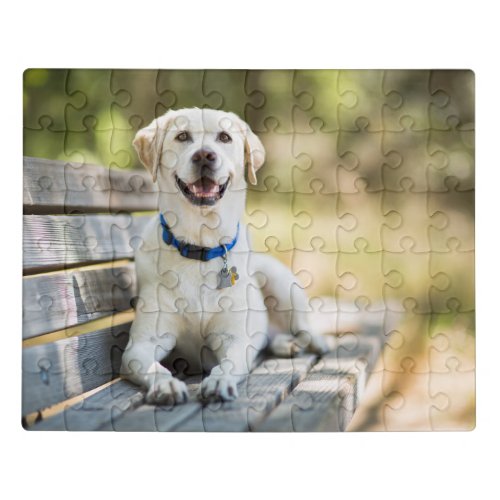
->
[133, 108, 265, 208]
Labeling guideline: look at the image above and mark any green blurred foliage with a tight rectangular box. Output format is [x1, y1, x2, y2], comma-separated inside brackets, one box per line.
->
[23, 69, 475, 316]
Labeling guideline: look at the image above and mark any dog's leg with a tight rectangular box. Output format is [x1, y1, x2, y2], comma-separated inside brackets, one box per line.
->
[252, 254, 330, 356]
[198, 332, 250, 402]
[121, 320, 188, 405]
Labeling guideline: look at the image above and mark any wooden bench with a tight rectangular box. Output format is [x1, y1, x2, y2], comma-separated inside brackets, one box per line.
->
[23, 156, 386, 432]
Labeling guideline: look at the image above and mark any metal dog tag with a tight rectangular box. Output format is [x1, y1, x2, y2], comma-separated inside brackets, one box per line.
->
[218, 266, 239, 289]
[217, 250, 239, 289]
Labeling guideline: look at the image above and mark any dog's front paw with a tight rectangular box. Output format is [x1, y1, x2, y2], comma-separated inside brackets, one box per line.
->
[198, 374, 239, 402]
[146, 376, 188, 405]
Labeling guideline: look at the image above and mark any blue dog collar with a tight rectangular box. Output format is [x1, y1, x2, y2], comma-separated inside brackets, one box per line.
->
[159, 213, 240, 262]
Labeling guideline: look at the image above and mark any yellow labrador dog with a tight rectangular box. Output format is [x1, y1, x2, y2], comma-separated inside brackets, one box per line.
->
[121, 108, 328, 404]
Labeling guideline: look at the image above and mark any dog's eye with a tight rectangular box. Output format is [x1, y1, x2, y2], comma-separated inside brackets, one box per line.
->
[175, 131, 191, 142]
[217, 131, 232, 143]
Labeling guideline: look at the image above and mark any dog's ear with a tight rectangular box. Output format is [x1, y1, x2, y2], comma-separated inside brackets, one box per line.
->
[244, 127, 266, 185]
[133, 113, 172, 182]
[227, 112, 265, 185]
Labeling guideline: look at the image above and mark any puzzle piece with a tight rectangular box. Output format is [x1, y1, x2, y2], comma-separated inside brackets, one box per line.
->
[338, 119, 399, 192]
[23, 69, 475, 432]
[427, 180, 475, 251]
[292, 134, 359, 194]
[427, 298, 475, 372]
[429, 357, 475, 430]
[253, 132, 310, 193]
[382, 126, 440, 192]
[244, 70, 300, 133]
[110, 69, 171, 131]
[292, 70, 349, 133]
[24, 69, 86, 136]
[337, 190, 397, 252]
[428, 70, 475, 131]
[382, 70, 446, 131]
[338, 70, 395, 132]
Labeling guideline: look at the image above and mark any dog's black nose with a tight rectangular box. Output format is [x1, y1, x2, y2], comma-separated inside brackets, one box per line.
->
[191, 148, 217, 169]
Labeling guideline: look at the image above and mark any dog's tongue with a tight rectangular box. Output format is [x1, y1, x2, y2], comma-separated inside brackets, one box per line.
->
[190, 177, 219, 196]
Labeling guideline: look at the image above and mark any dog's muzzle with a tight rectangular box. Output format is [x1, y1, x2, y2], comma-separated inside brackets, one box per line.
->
[191, 148, 217, 170]
[175, 175, 229, 206]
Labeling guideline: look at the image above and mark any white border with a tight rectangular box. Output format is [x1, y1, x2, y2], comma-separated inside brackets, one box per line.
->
[2, 1, 498, 499]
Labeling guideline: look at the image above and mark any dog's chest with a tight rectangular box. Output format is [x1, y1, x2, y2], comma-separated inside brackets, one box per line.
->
[155, 249, 259, 313]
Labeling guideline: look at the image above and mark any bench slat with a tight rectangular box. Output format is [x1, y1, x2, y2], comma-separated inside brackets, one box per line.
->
[22, 322, 131, 415]
[23, 214, 150, 273]
[178, 355, 317, 432]
[23, 157, 158, 214]
[254, 369, 353, 432]
[254, 330, 385, 432]
[28, 379, 145, 431]
[109, 376, 203, 432]
[23, 263, 137, 339]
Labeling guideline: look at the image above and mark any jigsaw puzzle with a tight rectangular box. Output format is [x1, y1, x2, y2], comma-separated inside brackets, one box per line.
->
[22, 69, 475, 431]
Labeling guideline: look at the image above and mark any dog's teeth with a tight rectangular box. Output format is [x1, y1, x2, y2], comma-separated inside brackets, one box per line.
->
[178, 175, 226, 205]
[188, 178, 219, 197]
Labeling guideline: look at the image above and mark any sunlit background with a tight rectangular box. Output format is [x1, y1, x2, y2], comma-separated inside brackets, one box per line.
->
[23, 69, 475, 430]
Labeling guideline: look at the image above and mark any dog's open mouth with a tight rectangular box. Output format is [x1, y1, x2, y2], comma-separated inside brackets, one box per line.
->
[175, 175, 230, 206]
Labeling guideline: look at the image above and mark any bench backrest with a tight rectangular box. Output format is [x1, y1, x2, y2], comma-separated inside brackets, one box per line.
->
[22, 157, 155, 423]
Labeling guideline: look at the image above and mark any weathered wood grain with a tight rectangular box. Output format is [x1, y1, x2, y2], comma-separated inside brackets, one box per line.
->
[23, 213, 150, 273]
[254, 328, 386, 432]
[177, 355, 317, 432]
[109, 376, 203, 432]
[304, 353, 361, 430]
[23, 156, 158, 214]
[255, 366, 354, 432]
[22, 322, 131, 415]
[23, 262, 137, 339]
[25, 326, 385, 431]
[29, 379, 145, 431]
[111, 355, 316, 432]
[108, 353, 269, 432]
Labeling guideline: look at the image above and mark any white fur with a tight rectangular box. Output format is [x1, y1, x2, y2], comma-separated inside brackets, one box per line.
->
[121, 108, 328, 404]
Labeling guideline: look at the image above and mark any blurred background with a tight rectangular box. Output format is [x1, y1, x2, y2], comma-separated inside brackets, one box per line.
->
[23, 69, 475, 430]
